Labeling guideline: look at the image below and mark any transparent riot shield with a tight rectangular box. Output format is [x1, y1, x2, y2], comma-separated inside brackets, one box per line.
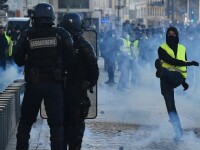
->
[40, 30, 98, 119]
[83, 30, 98, 119]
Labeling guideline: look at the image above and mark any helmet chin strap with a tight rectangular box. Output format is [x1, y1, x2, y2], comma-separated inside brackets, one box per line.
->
[32, 18, 54, 27]
[69, 30, 83, 37]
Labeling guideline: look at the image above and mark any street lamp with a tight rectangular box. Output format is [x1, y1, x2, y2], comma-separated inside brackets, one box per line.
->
[166, 0, 174, 24]
[115, 0, 125, 21]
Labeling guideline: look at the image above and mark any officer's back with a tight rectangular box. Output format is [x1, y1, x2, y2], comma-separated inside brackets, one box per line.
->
[15, 26, 73, 82]
[13, 3, 73, 150]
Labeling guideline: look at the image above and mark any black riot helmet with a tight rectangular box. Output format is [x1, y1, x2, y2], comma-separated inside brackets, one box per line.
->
[60, 13, 83, 36]
[32, 3, 55, 26]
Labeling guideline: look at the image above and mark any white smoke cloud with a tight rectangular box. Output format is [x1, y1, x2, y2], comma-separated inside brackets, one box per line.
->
[0, 64, 23, 92]
[88, 32, 200, 149]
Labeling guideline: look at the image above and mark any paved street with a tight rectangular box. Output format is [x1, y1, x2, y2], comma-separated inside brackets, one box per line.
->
[5, 57, 200, 150]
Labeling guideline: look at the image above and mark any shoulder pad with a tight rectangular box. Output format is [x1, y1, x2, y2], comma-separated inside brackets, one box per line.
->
[79, 38, 91, 47]
[56, 27, 72, 39]
[24, 27, 38, 37]
[18, 30, 29, 41]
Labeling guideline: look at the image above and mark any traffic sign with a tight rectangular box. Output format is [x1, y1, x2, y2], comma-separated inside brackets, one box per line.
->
[0, 0, 8, 4]
[0, 4, 8, 11]
[101, 18, 109, 23]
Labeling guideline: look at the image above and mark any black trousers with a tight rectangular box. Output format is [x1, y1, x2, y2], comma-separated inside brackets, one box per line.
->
[63, 82, 90, 150]
[160, 69, 184, 138]
[0, 55, 6, 70]
[160, 69, 184, 113]
[16, 81, 64, 150]
[106, 57, 116, 82]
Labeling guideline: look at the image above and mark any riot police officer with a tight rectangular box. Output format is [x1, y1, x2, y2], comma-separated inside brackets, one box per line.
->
[14, 3, 74, 150]
[60, 13, 99, 150]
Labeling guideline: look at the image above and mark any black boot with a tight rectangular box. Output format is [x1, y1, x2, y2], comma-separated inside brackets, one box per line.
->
[67, 126, 84, 150]
[16, 135, 30, 150]
[16, 123, 31, 150]
[50, 136, 64, 150]
[63, 135, 68, 150]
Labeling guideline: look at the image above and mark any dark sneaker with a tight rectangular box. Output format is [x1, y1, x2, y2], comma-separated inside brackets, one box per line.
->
[173, 132, 183, 143]
[105, 80, 117, 84]
[155, 59, 162, 70]
[117, 86, 126, 91]
[105, 81, 112, 84]
[110, 81, 117, 84]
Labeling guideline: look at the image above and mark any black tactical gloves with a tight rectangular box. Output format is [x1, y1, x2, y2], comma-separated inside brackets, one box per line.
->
[186, 61, 199, 66]
[81, 81, 90, 91]
[182, 79, 189, 91]
[182, 82, 189, 91]
[81, 81, 94, 93]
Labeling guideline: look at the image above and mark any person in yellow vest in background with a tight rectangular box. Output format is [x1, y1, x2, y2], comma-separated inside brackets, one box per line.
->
[0, 25, 12, 70]
[130, 36, 140, 85]
[7, 26, 21, 64]
[155, 26, 199, 142]
[117, 29, 132, 91]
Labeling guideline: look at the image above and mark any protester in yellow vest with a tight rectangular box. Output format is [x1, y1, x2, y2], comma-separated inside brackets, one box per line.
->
[155, 26, 199, 142]
[0, 25, 12, 70]
[131, 40, 139, 61]
[117, 29, 131, 91]
[129, 38, 140, 85]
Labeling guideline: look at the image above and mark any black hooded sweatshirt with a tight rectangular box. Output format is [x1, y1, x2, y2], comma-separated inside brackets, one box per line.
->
[158, 26, 187, 66]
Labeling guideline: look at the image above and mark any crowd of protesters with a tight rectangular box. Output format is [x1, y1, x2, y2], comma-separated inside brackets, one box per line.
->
[98, 20, 200, 91]
[0, 25, 22, 71]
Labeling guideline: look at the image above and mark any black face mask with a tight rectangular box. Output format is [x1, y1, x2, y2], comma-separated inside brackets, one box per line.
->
[166, 35, 178, 50]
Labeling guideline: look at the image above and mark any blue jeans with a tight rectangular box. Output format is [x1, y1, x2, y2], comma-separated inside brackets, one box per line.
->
[16, 81, 64, 150]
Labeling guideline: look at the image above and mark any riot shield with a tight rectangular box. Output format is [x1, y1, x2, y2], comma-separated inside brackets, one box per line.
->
[40, 30, 98, 119]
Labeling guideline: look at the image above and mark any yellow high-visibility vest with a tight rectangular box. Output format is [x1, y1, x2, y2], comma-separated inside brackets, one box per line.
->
[4, 32, 13, 56]
[160, 43, 187, 78]
[118, 38, 131, 57]
[131, 40, 140, 61]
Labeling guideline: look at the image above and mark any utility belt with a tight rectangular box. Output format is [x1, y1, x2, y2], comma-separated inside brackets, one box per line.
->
[64, 79, 93, 93]
[25, 67, 66, 83]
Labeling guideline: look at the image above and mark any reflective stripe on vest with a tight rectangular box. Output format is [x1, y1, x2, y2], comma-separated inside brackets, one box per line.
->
[5, 32, 12, 56]
[160, 43, 187, 78]
[119, 38, 131, 56]
[131, 40, 140, 61]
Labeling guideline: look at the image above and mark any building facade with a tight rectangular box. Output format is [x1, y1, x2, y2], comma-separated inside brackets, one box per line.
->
[2, 0, 200, 30]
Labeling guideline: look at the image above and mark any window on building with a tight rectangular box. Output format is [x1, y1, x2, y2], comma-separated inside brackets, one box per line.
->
[109, 0, 112, 8]
[40, 0, 48, 2]
[26, 0, 33, 5]
[124, 7, 129, 15]
[58, 0, 89, 9]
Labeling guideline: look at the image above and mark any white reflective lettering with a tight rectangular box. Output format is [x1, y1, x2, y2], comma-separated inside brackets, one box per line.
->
[29, 37, 57, 49]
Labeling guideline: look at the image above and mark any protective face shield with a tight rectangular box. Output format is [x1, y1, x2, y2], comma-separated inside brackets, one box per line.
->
[32, 3, 55, 26]
[60, 13, 83, 36]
